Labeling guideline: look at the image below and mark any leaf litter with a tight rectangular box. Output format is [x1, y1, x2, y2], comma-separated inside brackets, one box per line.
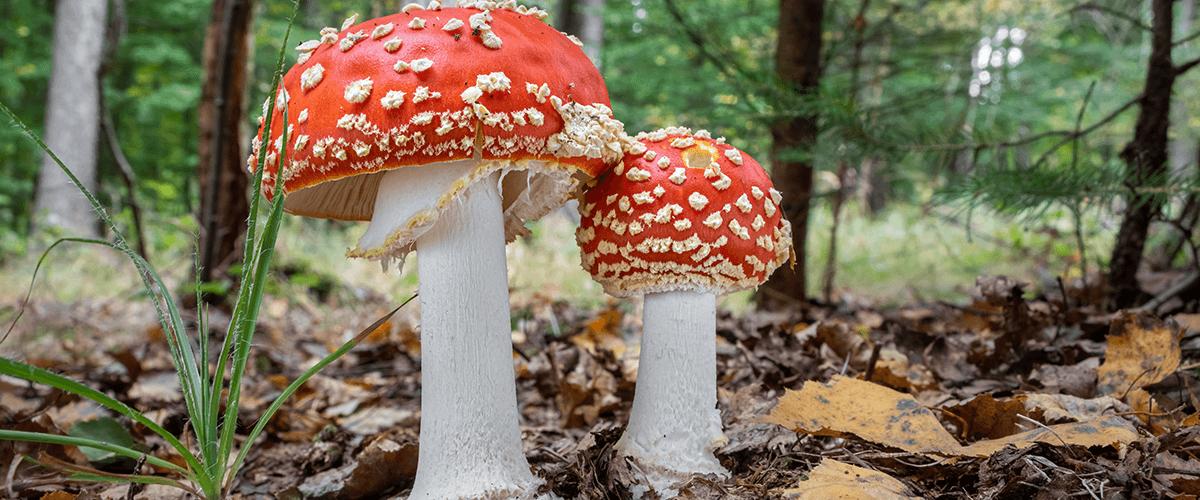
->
[0, 273, 1198, 498]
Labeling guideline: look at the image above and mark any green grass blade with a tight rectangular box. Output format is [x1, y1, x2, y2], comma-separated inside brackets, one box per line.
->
[3, 238, 79, 346]
[216, 142, 289, 479]
[26, 454, 201, 496]
[0, 357, 203, 475]
[0, 102, 207, 456]
[206, 1, 298, 472]
[223, 295, 416, 490]
[0, 430, 188, 476]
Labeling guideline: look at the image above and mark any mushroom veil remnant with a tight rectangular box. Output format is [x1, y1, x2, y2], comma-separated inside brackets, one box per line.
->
[247, 2, 626, 498]
[576, 127, 792, 496]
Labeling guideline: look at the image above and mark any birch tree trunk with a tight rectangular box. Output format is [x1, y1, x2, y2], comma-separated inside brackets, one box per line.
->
[34, 0, 108, 237]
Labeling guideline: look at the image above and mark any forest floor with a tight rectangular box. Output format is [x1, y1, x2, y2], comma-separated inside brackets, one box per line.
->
[2, 265, 1199, 498]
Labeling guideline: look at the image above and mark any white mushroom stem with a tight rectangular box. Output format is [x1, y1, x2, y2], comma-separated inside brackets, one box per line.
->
[618, 290, 729, 494]
[401, 172, 539, 499]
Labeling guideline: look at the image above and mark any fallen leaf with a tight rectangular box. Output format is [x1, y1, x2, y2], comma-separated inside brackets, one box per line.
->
[768, 376, 1139, 458]
[782, 459, 917, 499]
[68, 417, 140, 465]
[570, 308, 626, 358]
[298, 432, 419, 499]
[40, 492, 77, 500]
[946, 393, 1127, 440]
[1097, 312, 1183, 432]
[1098, 312, 1182, 396]
[867, 350, 937, 392]
[766, 376, 964, 455]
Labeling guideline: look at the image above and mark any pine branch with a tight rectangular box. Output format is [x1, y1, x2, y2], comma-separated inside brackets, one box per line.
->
[889, 93, 1142, 154]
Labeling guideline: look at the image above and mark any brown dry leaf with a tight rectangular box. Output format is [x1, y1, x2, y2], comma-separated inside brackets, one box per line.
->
[1098, 312, 1182, 396]
[945, 394, 1029, 440]
[1171, 313, 1200, 334]
[1098, 312, 1183, 432]
[782, 459, 917, 499]
[947, 393, 1127, 440]
[768, 376, 1140, 458]
[571, 308, 626, 358]
[866, 350, 937, 392]
[40, 492, 77, 500]
[298, 432, 419, 499]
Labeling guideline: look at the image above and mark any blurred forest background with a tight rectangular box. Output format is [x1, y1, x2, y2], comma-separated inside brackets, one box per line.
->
[2, 0, 1200, 311]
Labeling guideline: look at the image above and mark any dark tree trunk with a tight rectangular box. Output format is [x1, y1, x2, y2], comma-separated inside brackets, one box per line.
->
[1107, 0, 1175, 309]
[759, 0, 826, 308]
[197, 0, 255, 291]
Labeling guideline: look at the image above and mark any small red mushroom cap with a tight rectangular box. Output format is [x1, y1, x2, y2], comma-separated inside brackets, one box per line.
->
[576, 127, 793, 297]
[247, 2, 627, 259]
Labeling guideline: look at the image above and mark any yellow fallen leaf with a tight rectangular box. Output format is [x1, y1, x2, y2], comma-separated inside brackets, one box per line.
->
[959, 417, 1139, 456]
[1097, 312, 1183, 432]
[782, 459, 917, 499]
[766, 376, 965, 455]
[1097, 312, 1182, 397]
[768, 376, 1139, 458]
[866, 350, 937, 393]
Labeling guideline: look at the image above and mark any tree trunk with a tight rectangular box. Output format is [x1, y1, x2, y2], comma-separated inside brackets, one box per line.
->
[197, 0, 255, 288]
[33, 0, 108, 237]
[1107, 0, 1175, 309]
[556, 0, 604, 66]
[759, 0, 825, 308]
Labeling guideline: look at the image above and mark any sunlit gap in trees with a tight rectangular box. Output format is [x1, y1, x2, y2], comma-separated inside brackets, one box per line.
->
[970, 26, 1027, 102]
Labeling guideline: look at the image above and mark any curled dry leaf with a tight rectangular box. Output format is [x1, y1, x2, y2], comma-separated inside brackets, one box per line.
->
[767, 376, 1140, 458]
[865, 349, 937, 393]
[781, 459, 918, 499]
[946, 393, 1127, 440]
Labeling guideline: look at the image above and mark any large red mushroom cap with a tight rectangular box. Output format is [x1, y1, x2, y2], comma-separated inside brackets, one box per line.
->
[247, 1, 626, 261]
[577, 127, 793, 297]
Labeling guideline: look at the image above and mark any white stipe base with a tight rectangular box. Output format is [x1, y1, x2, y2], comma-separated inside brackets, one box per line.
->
[617, 290, 729, 497]
[402, 172, 541, 499]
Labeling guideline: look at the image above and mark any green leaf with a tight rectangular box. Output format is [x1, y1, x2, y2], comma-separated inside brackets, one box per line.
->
[68, 417, 140, 464]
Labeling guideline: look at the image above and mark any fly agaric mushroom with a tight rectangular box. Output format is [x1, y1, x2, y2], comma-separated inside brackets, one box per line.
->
[576, 127, 792, 494]
[248, 2, 626, 498]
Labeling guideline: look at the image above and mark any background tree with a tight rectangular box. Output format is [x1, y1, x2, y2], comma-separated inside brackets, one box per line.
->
[557, 0, 605, 65]
[760, 0, 826, 307]
[33, 0, 108, 237]
[197, 0, 256, 293]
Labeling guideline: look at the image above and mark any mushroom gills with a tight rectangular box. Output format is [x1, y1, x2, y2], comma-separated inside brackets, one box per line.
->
[618, 290, 729, 496]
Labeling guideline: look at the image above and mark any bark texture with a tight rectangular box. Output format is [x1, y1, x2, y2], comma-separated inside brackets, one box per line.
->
[1108, 0, 1175, 309]
[34, 0, 108, 237]
[760, 0, 826, 307]
[197, 0, 254, 284]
